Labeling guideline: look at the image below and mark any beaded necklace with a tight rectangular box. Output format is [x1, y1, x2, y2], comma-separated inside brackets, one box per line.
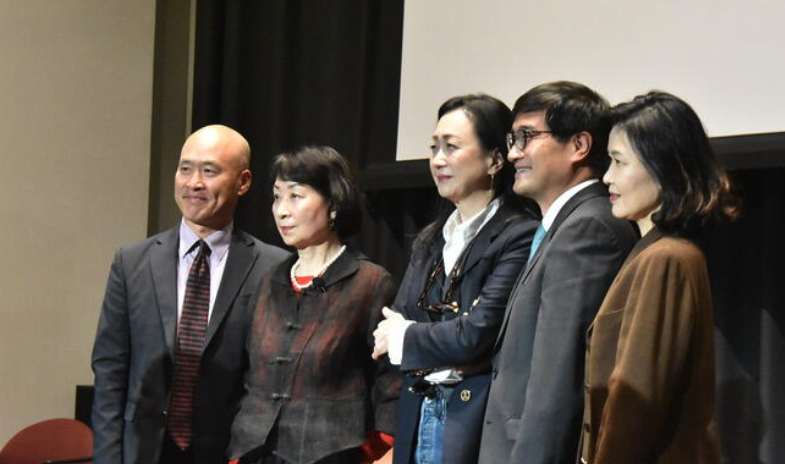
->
[289, 244, 346, 291]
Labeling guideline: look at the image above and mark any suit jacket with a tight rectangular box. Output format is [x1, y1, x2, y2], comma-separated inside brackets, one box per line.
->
[581, 229, 720, 464]
[393, 201, 538, 464]
[479, 182, 638, 464]
[228, 248, 400, 464]
[91, 225, 288, 464]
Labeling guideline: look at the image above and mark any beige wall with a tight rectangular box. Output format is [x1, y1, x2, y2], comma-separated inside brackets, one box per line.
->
[0, 0, 156, 444]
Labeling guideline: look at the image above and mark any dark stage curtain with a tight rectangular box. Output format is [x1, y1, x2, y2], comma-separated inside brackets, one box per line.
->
[707, 168, 785, 464]
[191, 2, 784, 462]
[191, 0, 418, 279]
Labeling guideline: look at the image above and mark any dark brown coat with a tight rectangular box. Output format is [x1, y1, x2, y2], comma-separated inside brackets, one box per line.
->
[581, 229, 721, 464]
[229, 248, 399, 464]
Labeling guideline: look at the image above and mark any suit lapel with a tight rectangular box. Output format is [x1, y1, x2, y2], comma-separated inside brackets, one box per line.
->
[205, 229, 258, 346]
[520, 182, 607, 284]
[459, 203, 511, 279]
[408, 238, 444, 323]
[494, 182, 608, 350]
[150, 227, 179, 363]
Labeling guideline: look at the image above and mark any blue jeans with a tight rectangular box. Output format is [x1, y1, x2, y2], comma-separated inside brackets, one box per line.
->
[414, 393, 447, 464]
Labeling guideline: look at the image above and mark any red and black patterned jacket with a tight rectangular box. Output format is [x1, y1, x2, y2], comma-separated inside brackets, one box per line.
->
[229, 247, 399, 464]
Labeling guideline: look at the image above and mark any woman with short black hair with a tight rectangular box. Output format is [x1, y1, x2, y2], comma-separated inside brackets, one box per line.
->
[229, 146, 399, 464]
[580, 91, 739, 464]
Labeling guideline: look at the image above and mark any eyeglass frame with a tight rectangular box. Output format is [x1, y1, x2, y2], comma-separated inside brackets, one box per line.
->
[506, 129, 555, 151]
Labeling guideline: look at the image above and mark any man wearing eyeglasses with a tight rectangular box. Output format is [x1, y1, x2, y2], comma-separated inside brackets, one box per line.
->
[479, 81, 638, 464]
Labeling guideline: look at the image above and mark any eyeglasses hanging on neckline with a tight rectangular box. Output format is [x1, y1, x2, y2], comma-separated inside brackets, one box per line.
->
[417, 239, 476, 315]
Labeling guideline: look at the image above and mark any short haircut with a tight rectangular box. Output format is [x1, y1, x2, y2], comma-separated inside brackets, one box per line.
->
[438, 93, 514, 198]
[611, 91, 739, 235]
[271, 146, 364, 239]
[512, 81, 611, 175]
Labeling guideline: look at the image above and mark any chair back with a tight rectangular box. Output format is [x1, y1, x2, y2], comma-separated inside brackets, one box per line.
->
[0, 418, 92, 464]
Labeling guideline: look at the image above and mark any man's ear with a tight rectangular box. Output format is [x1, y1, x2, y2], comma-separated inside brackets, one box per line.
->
[571, 131, 593, 164]
[237, 170, 253, 196]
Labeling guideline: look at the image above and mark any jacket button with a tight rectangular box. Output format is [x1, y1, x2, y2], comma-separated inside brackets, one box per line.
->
[492, 367, 499, 379]
[584, 383, 590, 392]
[583, 423, 591, 432]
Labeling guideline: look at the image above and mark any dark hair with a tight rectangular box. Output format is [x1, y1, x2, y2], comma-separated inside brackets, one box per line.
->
[512, 80, 611, 175]
[611, 91, 739, 235]
[271, 146, 364, 239]
[415, 94, 537, 251]
[437, 93, 513, 198]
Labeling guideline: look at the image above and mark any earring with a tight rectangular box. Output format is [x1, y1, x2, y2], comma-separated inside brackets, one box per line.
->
[488, 173, 495, 199]
[329, 210, 337, 230]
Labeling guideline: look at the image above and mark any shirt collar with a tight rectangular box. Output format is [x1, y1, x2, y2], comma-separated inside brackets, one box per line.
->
[541, 179, 599, 231]
[442, 196, 502, 244]
[178, 219, 233, 260]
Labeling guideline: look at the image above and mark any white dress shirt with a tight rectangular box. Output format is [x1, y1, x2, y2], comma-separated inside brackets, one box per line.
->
[388, 197, 502, 385]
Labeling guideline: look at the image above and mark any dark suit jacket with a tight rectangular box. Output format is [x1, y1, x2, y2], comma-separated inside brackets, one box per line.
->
[581, 230, 720, 464]
[229, 248, 400, 464]
[392, 201, 538, 464]
[479, 182, 638, 464]
[91, 225, 287, 464]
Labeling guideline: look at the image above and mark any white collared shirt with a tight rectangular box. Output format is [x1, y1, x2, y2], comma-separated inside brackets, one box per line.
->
[388, 198, 502, 384]
[441, 197, 501, 275]
[540, 179, 599, 233]
[177, 220, 233, 322]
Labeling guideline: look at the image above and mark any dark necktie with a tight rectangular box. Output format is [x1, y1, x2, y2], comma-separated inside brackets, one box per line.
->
[168, 240, 211, 450]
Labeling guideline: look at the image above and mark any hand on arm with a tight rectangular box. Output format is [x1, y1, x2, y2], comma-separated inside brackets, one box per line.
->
[372, 307, 414, 362]
[399, 226, 532, 370]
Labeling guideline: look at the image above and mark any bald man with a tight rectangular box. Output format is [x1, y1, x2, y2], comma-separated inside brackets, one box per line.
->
[91, 125, 288, 464]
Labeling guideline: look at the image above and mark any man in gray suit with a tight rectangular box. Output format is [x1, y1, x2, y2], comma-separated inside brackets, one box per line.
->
[91, 125, 287, 464]
[479, 82, 638, 464]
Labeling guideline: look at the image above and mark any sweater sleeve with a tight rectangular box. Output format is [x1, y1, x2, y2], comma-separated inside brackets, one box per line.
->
[366, 268, 402, 435]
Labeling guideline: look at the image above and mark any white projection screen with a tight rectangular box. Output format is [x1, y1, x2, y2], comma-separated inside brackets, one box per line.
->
[396, 0, 785, 160]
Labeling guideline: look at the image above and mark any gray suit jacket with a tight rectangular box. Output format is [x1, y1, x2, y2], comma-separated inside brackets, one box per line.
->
[91, 226, 287, 464]
[479, 182, 638, 464]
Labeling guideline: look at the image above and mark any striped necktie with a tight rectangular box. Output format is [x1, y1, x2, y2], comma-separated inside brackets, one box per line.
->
[168, 240, 211, 449]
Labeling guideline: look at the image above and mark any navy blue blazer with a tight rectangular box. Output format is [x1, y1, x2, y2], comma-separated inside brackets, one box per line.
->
[392, 200, 538, 464]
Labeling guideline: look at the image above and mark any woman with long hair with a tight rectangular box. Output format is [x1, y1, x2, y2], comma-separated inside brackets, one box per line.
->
[373, 94, 538, 464]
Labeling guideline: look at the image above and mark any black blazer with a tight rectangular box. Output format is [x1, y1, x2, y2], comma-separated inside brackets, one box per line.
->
[91, 226, 287, 464]
[392, 200, 538, 464]
[479, 182, 638, 464]
[229, 248, 399, 464]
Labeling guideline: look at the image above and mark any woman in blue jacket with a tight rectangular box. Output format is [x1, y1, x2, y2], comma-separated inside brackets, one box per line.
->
[373, 94, 538, 464]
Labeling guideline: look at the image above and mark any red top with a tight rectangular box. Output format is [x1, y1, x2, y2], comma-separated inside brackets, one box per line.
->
[292, 275, 314, 292]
